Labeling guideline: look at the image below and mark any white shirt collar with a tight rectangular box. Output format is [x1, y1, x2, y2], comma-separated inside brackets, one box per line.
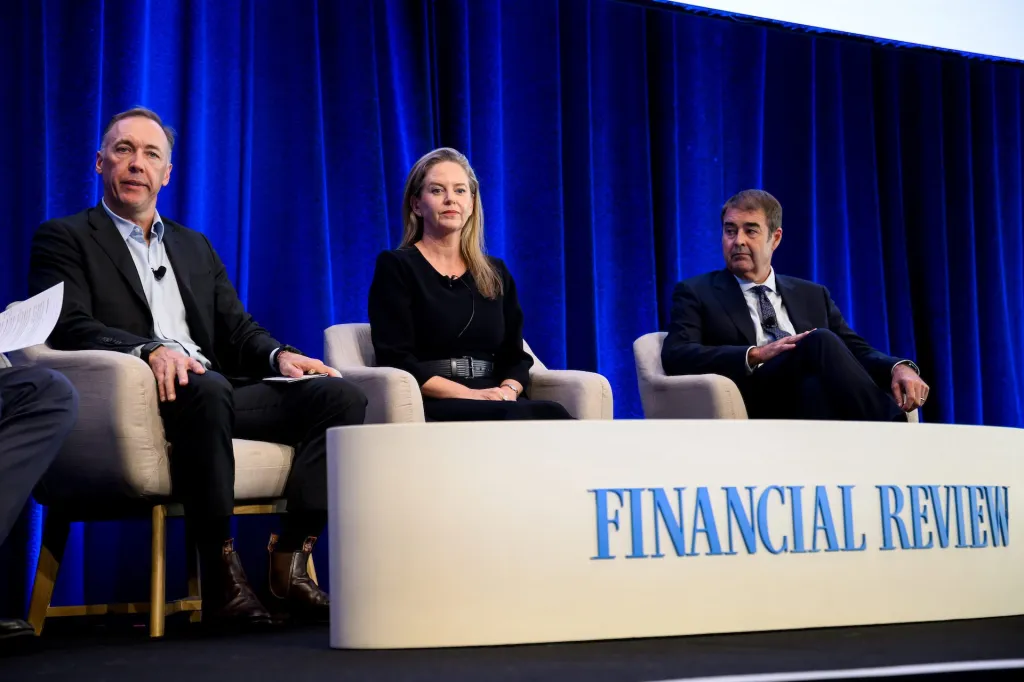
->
[101, 198, 165, 243]
[735, 267, 777, 294]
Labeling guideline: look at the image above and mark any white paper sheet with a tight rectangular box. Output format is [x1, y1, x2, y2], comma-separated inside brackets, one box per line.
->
[263, 372, 331, 383]
[0, 282, 64, 353]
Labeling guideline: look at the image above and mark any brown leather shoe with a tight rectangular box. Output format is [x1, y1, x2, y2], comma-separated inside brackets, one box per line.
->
[203, 539, 273, 628]
[267, 533, 330, 621]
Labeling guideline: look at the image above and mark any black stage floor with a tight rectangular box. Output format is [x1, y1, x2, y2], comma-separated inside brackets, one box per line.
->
[1, 616, 1022, 682]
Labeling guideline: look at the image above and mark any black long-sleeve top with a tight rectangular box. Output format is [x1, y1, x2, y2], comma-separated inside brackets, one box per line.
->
[367, 246, 534, 390]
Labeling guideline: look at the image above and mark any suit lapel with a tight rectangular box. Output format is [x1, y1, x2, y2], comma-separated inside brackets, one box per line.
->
[88, 205, 149, 312]
[774, 275, 812, 333]
[162, 224, 213, 355]
[712, 270, 757, 346]
[162, 225, 192, 299]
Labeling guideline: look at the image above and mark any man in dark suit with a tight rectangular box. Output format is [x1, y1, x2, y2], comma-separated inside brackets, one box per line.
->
[661, 189, 929, 421]
[28, 107, 367, 628]
[0, 355, 78, 646]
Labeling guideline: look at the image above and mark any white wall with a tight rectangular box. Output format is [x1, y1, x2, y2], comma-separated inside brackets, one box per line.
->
[659, 0, 1024, 62]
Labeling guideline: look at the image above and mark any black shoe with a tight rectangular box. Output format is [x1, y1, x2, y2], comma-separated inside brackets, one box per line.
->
[0, 619, 34, 641]
[0, 619, 37, 656]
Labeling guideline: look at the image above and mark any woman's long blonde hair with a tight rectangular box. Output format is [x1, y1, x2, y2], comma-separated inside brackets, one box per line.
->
[400, 147, 502, 299]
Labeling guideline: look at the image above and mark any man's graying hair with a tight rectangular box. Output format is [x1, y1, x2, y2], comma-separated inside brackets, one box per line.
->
[721, 189, 782, 233]
[100, 106, 176, 154]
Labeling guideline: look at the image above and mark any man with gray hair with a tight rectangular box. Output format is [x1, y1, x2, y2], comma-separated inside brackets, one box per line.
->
[661, 189, 929, 421]
[28, 107, 367, 630]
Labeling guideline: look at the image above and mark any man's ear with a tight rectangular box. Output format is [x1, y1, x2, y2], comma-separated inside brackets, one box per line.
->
[162, 162, 173, 187]
[770, 226, 783, 251]
[95, 151, 103, 175]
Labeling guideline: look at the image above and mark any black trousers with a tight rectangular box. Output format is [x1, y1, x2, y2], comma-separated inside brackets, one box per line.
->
[423, 376, 573, 421]
[741, 329, 905, 421]
[0, 366, 78, 547]
[158, 371, 368, 521]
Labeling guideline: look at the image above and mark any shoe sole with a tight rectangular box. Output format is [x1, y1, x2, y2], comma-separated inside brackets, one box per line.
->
[200, 615, 277, 634]
[270, 610, 329, 625]
[267, 597, 329, 625]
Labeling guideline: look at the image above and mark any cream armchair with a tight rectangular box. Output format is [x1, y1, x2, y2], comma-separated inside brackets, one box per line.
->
[323, 323, 613, 421]
[8, 341, 316, 638]
[633, 332, 919, 422]
[633, 332, 748, 419]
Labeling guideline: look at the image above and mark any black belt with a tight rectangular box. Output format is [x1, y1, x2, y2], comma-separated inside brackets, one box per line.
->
[421, 357, 494, 379]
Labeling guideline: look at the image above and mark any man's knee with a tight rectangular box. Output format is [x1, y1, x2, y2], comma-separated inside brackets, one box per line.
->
[800, 328, 843, 350]
[170, 371, 234, 416]
[31, 368, 79, 422]
[779, 329, 857, 386]
[794, 329, 850, 365]
[38, 367, 77, 399]
[293, 377, 367, 427]
[316, 378, 368, 424]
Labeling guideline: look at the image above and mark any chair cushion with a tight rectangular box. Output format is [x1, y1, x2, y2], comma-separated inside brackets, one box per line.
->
[12, 344, 297, 504]
[633, 331, 749, 419]
[37, 437, 294, 505]
[231, 439, 295, 500]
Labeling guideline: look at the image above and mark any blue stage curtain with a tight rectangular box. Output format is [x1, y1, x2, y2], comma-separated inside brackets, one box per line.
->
[0, 0, 1021, 610]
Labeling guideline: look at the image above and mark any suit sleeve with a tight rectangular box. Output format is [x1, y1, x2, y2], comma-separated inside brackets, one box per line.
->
[660, 281, 750, 383]
[823, 286, 903, 387]
[28, 220, 155, 353]
[204, 235, 280, 377]
[496, 263, 534, 391]
[367, 251, 437, 385]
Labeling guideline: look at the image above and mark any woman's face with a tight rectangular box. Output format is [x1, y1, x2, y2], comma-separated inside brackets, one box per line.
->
[412, 161, 474, 236]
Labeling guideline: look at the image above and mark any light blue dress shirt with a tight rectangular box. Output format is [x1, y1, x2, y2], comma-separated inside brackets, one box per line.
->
[101, 200, 211, 368]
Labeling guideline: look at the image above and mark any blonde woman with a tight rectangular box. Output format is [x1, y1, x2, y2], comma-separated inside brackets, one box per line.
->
[368, 148, 571, 421]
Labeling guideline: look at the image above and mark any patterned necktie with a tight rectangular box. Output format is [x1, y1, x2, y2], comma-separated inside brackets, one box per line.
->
[750, 285, 791, 342]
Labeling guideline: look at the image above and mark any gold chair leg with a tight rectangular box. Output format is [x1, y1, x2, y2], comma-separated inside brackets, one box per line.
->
[149, 505, 167, 638]
[306, 555, 318, 585]
[186, 534, 202, 623]
[26, 511, 71, 635]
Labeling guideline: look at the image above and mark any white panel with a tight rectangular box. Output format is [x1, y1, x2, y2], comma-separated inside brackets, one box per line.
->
[658, 0, 1024, 62]
[327, 420, 1024, 649]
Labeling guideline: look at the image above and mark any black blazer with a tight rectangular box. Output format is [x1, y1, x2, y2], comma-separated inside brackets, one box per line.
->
[661, 269, 903, 388]
[28, 204, 281, 378]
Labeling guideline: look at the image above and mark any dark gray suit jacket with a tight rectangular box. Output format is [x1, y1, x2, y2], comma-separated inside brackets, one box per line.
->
[661, 269, 905, 388]
[28, 204, 281, 378]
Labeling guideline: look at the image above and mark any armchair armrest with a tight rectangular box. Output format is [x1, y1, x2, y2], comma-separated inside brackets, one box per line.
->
[638, 373, 748, 419]
[9, 345, 169, 501]
[335, 365, 425, 423]
[528, 370, 613, 420]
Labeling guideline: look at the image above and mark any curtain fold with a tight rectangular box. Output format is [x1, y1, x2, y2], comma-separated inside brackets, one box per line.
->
[1, 0, 1022, 609]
